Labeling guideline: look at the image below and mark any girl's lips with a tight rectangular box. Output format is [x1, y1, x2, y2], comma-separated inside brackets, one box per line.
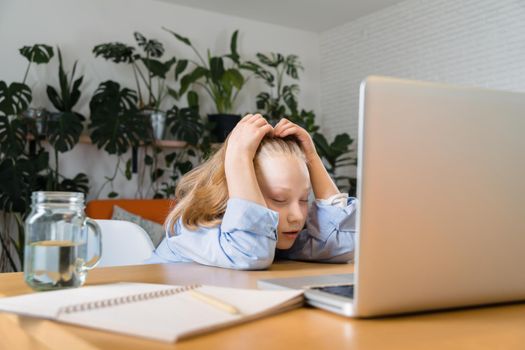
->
[281, 231, 299, 238]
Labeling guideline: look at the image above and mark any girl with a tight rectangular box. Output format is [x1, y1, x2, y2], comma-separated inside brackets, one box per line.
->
[148, 114, 357, 269]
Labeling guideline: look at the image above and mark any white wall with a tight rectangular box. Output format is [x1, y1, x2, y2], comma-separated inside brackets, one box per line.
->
[0, 0, 320, 199]
[320, 0, 525, 142]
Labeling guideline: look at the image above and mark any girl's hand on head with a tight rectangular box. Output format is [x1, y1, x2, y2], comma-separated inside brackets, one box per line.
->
[226, 114, 273, 162]
[273, 118, 317, 161]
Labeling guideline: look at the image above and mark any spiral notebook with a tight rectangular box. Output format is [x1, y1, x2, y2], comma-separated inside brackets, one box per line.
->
[0, 282, 303, 342]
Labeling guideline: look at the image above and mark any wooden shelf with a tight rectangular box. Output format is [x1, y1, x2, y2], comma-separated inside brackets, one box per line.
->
[28, 134, 188, 149]
[78, 135, 187, 149]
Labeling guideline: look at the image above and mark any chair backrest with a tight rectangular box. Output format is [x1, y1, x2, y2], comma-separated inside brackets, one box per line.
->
[93, 220, 155, 268]
[86, 199, 174, 224]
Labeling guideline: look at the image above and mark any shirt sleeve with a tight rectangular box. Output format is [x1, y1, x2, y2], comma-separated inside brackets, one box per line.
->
[149, 198, 279, 270]
[276, 196, 357, 263]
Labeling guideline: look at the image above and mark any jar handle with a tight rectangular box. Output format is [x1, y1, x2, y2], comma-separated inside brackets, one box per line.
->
[83, 218, 102, 270]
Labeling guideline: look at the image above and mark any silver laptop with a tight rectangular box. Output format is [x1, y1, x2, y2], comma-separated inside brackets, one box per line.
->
[258, 76, 525, 317]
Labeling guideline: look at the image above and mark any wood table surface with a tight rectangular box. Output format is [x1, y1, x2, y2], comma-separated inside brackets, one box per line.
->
[1, 261, 525, 350]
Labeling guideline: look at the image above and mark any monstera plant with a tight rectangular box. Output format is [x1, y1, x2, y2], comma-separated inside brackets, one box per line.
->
[92, 31, 210, 198]
[88, 80, 151, 198]
[93, 31, 181, 111]
[0, 44, 90, 272]
[44, 47, 89, 192]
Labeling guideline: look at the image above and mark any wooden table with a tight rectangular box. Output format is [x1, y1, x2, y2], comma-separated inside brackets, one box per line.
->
[1, 261, 525, 350]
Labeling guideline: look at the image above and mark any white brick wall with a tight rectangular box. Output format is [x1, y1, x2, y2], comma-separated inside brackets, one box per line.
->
[320, 0, 525, 143]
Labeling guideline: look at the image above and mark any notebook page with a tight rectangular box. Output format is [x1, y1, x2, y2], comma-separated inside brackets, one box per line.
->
[0, 283, 178, 319]
[58, 284, 303, 342]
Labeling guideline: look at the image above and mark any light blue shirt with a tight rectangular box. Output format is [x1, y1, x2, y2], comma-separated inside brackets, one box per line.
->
[146, 197, 357, 270]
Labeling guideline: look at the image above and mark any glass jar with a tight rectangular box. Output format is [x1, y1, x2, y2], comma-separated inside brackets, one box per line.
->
[24, 191, 102, 291]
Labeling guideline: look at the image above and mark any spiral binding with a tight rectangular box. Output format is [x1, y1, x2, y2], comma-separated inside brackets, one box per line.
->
[56, 284, 201, 316]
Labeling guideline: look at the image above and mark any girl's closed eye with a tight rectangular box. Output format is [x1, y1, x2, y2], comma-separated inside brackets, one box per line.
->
[271, 197, 287, 204]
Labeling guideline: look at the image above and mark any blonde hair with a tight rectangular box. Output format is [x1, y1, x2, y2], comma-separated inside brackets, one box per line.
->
[165, 135, 305, 232]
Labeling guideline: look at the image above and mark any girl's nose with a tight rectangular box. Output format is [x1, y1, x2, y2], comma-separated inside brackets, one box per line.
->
[287, 202, 305, 224]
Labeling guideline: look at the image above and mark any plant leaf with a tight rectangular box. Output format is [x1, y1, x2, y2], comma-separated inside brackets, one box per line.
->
[0, 115, 26, 158]
[162, 27, 192, 46]
[174, 59, 188, 81]
[0, 81, 32, 115]
[285, 54, 303, 79]
[19, 44, 54, 64]
[179, 66, 208, 96]
[89, 81, 150, 155]
[150, 168, 164, 182]
[209, 57, 225, 84]
[282, 84, 299, 114]
[46, 85, 64, 111]
[125, 159, 132, 180]
[46, 111, 83, 152]
[140, 57, 175, 78]
[59, 173, 89, 193]
[227, 30, 240, 63]
[134, 32, 164, 58]
[187, 91, 199, 108]
[167, 105, 203, 146]
[93, 42, 136, 63]
[223, 69, 244, 90]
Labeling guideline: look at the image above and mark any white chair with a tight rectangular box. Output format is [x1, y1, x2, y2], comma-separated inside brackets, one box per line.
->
[92, 219, 155, 268]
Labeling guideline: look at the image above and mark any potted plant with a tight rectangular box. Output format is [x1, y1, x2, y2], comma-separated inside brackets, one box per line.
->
[93, 32, 184, 140]
[163, 28, 249, 142]
[45, 47, 89, 191]
[0, 44, 89, 272]
[92, 31, 208, 198]
[242, 53, 303, 125]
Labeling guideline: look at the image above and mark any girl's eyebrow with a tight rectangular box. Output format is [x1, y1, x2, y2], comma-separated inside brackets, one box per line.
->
[271, 186, 311, 193]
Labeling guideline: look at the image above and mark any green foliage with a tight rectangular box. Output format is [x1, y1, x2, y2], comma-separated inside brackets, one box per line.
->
[46, 49, 85, 114]
[19, 44, 54, 64]
[89, 80, 150, 155]
[0, 115, 26, 158]
[93, 32, 182, 110]
[46, 48, 85, 152]
[134, 32, 164, 57]
[0, 82, 32, 115]
[166, 91, 203, 146]
[164, 28, 247, 114]
[92, 42, 136, 63]
[46, 111, 83, 152]
[19, 44, 54, 85]
[0, 45, 90, 271]
[244, 53, 303, 123]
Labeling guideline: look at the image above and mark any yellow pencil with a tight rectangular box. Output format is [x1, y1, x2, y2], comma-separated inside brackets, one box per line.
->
[188, 290, 241, 315]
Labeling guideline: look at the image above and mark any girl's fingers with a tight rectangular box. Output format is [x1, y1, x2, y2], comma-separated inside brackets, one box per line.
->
[275, 123, 296, 137]
[241, 114, 253, 120]
[274, 119, 295, 135]
[243, 114, 260, 124]
[260, 124, 274, 136]
[246, 113, 264, 124]
[274, 118, 289, 129]
[278, 126, 300, 138]
[253, 117, 269, 127]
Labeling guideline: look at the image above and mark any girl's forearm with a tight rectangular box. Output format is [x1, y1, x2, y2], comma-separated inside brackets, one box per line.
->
[225, 157, 267, 207]
[307, 154, 340, 200]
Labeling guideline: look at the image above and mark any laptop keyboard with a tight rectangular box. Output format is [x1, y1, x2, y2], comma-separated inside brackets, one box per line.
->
[310, 285, 354, 299]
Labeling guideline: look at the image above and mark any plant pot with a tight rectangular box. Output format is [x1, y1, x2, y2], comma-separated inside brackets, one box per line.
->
[22, 107, 49, 136]
[140, 109, 166, 140]
[207, 114, 241, 142]
[150, 111, 166, 140]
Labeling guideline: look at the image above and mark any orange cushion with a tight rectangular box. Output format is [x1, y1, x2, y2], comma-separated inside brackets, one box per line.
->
[85, 199, 174, 225]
